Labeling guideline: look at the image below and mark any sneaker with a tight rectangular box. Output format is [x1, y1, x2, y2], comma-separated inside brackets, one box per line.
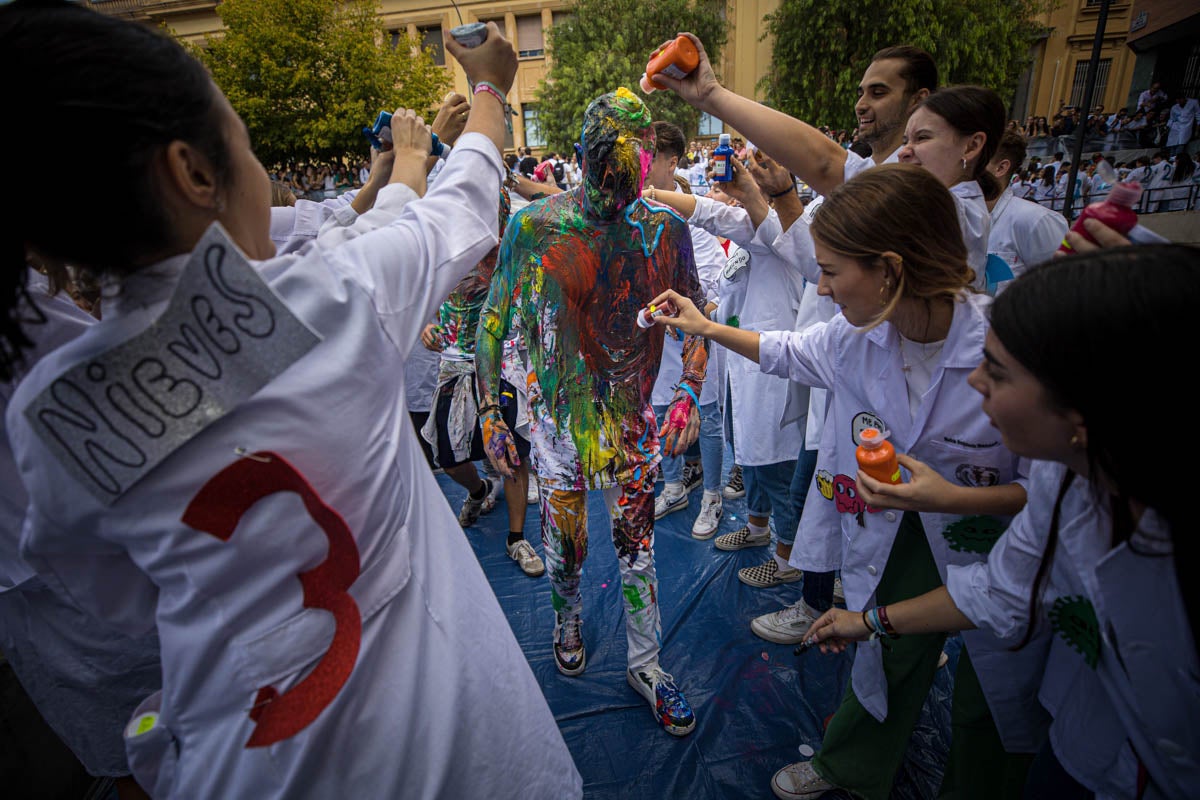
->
[681, 461, 703, 493]
[626, 664, 696, 736]
[739, 560, 804, 588]
[751, 599, 820, 644]
[714, 525, 770, 551]
[553, 616, 586, 676]
[526, 479, 540, 505]
[723, 464, 745, 500]
[833, 576, 845, 604]
[654, 486, 688, 520]
[507, 539, 545, 577]
[691, 492, 723, 539]
[458, 478, 499, 527]
[771, 760, 836, 799]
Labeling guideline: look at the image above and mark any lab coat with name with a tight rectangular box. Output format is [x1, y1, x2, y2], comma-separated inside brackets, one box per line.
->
[988, 187, 1069, 287]
[0, 271, 162, 777]
[947, 460, 1199, 798]
[758, 293, 1046, 751]
[686, 197, 807, 465]
[7, 135, 582, 799]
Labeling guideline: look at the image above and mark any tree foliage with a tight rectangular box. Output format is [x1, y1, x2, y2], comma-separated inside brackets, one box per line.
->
[536, 0, 727, 153]
[762, 0, 1049, 130]
[189, 0, 448, 165]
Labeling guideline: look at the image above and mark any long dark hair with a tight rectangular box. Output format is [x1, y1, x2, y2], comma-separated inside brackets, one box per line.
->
[992, 245, 1200, 656]
[0, 0, 231, 381]
[1172, 152, 1195, 183]
[918, 85, 1006, 201]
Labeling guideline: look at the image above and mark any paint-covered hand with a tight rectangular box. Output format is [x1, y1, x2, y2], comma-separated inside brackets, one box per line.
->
[481, 409, 520, 478]
[660, 397, 699, 456]
[420, 323, 444, 352]
[431, 91, 471, 147]
[807, 608, 872, 654]
[647, 289, 709, 337]
[857, 452, 953, 512]
[645, 32, 722, 111]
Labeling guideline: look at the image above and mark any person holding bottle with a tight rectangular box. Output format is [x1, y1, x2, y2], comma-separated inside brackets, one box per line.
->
[806, 243, 1200, 799]
[647, 165, 1041, 800]
[1, 5, 580, 798]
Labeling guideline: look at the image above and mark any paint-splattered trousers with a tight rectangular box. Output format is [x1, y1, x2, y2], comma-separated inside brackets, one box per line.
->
[540, 481, 661, 671]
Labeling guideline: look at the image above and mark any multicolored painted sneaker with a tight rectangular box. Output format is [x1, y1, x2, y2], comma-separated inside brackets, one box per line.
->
[627, 664, 696, 736]
[553, 616, 586, 676]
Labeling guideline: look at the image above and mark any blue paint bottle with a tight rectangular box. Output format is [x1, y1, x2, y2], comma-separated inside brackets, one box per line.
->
[711, 133, 734, 182]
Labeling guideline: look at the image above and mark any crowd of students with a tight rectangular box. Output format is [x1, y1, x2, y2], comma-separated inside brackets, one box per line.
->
[1, 2, 1198, 799]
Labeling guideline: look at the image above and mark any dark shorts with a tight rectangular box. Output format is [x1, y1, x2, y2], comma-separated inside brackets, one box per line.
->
[432, 377, 530, 468]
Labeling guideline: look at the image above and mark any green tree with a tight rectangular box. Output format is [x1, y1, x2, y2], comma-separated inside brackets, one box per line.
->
[762, 0, 1049, 130]
[535, 0, 727, 153]
[189, 0, 448, 165]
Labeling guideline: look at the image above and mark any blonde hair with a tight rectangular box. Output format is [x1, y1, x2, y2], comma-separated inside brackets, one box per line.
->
[810, 164, 973, 330]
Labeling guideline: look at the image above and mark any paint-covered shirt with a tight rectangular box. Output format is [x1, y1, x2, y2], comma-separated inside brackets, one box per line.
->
[435, 187, 511, 360]
[480, 191, 706, 490]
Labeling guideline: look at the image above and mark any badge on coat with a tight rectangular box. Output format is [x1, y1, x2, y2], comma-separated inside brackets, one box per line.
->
[723, 248, 751, 280]
[24, 223, 322, 504]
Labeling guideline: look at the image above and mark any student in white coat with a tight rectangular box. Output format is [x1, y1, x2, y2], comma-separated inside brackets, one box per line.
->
[1, 8, 581, 799]
[807, 242, 1200, 800]
[649, 166, 1043, 800]
[1, 268, 161, 798]
[1165, 92, 1198, 155]
[984, 131, 1069, 290]
[643, 154, 809, 586]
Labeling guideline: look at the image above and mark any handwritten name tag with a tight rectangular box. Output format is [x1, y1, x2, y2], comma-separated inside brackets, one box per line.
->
[25, 224, 321, 504]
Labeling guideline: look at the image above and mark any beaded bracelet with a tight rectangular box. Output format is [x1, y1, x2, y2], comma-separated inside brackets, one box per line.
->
[473, 81, 515, 132]
[476, 403, 502, 417]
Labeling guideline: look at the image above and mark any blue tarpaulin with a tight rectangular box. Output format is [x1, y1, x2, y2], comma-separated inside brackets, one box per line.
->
[438, 465, 958, 799]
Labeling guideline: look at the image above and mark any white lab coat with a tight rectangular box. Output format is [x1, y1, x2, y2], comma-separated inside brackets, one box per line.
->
[650, 224, 725, 407]
[987, 187, 1069, 288]
[1166, 98, 1199, 148]
[949, 181, 992, 293]
[687, 198, 807, 465]
[947, 460, 1200, 798]
[268, 192, 359, 256]
[7, 135, 582, 799]
[759, 293, 1045, 751]
[0, 271, 162, 777]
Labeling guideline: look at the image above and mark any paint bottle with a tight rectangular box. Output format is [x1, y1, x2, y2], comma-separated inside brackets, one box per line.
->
[636, 306, 657, 329]
[639, 35, 700, 93]
[856, 428, 901, 485]
[710, 134, 734, 183]
[1056, 180, 1141, 254]
[449, 22, 488, 48]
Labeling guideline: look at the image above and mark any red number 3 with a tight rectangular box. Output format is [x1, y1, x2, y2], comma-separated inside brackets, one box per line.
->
[182, 452, 361, 748]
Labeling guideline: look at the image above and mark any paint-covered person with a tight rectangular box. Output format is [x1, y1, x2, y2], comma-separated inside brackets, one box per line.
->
[477, 89, 708, 736]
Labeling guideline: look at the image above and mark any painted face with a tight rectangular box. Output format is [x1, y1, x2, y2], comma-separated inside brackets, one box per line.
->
[854, 58, 915, 149]
[967, 329, 1078, 461]
[580, 88, 654, 217]
[898, 106, 976, 189]
[214, 89, 274, 260]
[813, 238, 886, 327]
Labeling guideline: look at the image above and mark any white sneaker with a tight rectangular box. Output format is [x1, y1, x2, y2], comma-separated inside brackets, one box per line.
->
[751, 599, 820, 644]
[526, 479, 540, 505]
[771, 761, 836, 799]
[691, 491, 723, 539]
[654, 484, 688, 520]
[507, 539, 545, 577]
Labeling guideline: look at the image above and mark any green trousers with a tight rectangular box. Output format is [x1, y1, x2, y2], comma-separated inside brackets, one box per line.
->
[812, 512, 1031, 800]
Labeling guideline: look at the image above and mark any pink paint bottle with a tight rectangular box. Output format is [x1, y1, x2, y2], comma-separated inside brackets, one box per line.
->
[1057, 181, 1141, 254]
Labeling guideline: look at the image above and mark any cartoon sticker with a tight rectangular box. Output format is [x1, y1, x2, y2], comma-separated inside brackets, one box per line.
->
[955, 463, 1001, 487]
[1049, 595, 1100, 669]
[942, 515, 1007, 554]
[851, 411, 887, 446]
[815, 469, 834, 501]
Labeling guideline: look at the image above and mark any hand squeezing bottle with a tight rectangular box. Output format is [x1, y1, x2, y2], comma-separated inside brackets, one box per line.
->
[1057, 161, 1141, 254]
[639, 35, 699, 93]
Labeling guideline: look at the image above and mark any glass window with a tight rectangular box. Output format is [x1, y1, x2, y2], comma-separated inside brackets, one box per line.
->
[698, 112, 722, 137]
[1069, 58, 1110, 109]
[523, 105, 545, 147]
[419, 25, 445, 67]
[516, 15, 544, 58]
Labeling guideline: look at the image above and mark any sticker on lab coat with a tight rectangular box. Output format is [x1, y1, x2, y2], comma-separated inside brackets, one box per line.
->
[24, 223, 321, 504]
[723, 248, 751, 280]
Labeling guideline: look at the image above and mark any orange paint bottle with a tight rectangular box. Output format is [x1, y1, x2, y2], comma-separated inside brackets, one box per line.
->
[640, 35, 700, 93]
[856, 428, 902, 485]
